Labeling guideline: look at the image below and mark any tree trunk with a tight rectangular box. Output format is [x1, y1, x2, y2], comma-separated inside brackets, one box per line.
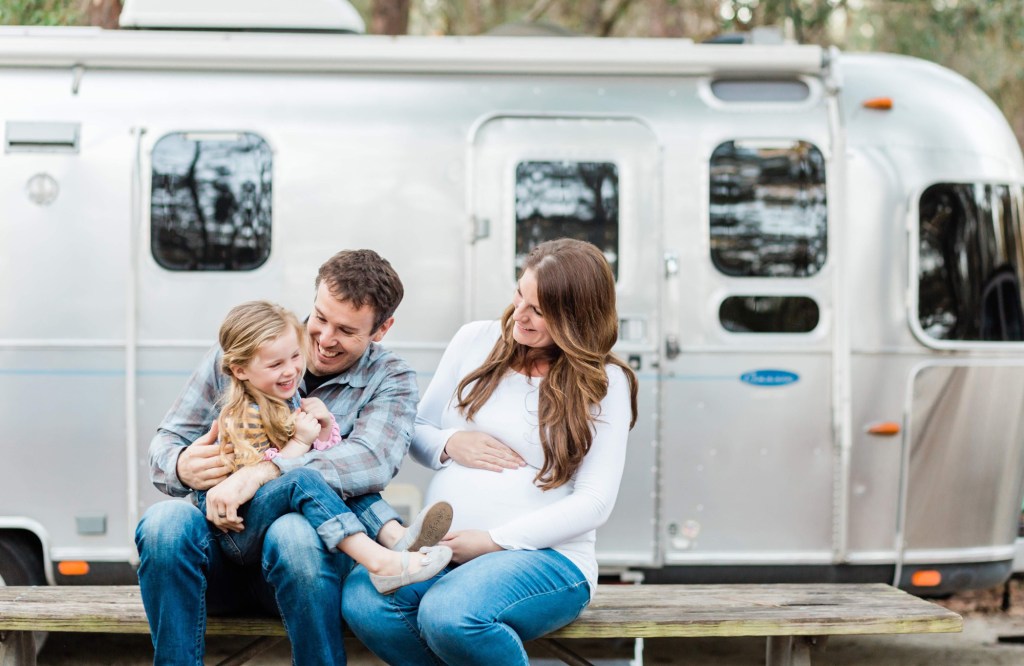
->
[598, 0, 634, 37]
[81, 0, 122, 29]
[372, 0, 411, 35]
[648, 0, 684, 38]
[464, 0, 485, 35]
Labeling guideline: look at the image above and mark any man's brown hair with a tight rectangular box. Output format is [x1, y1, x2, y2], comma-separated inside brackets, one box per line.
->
[315, 250, 404, 331]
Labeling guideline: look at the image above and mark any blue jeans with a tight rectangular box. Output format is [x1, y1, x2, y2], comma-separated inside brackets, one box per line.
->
[136, 468, 398, 666]
[342, 548, 590, 666]
[195, 468, 400, 565]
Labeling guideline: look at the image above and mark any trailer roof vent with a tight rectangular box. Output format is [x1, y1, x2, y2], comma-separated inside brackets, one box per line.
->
[6, 121, 80, 153]
[119, 0, 365, 33]
[710, 79, 810, 103]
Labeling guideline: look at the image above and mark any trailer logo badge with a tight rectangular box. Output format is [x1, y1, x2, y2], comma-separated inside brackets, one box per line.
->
[26, 173, 59, 206]
[740, 369, 799, 387]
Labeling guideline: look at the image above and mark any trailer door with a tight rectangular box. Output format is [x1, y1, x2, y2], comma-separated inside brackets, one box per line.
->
[659, 132, 836, 569]
[469, 116, 661, 568]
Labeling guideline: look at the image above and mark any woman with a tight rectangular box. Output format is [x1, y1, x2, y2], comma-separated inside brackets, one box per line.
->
[343, 238, 638, 665]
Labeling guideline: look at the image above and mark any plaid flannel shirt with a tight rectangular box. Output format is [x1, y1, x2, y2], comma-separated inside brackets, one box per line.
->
[149, 343, 418, 499]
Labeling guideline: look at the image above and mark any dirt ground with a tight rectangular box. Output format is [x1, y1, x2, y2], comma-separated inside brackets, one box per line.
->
[35, 579, 1024, 665]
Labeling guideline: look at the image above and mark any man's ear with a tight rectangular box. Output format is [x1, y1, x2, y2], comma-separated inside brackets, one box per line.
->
[230, 365, 248, 381]
[371, 317, 395, 343]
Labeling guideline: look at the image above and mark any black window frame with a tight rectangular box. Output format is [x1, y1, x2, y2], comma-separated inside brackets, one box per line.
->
[150, 131, 273, 272]
[709, 138, 828, 279]
[718, 295, 821, 334]
[915, 182, 1024, 346]
[513, 159, 621, 279]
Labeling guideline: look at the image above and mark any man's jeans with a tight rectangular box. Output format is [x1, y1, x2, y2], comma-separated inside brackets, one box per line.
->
[342, 548, 591, 666]
[136, 470, 398, 666]
[195, 468, 400, 564]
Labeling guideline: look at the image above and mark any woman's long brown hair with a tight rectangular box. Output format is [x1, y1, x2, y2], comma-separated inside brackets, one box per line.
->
[455, 239, 638, 490]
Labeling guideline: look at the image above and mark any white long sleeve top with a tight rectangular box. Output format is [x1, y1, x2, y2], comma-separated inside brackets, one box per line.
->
[410, 320, 632, 594]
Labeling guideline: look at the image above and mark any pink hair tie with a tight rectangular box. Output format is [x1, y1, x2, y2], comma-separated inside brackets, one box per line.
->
[263, 448, 281, 461]
[313, 414, 341, 451]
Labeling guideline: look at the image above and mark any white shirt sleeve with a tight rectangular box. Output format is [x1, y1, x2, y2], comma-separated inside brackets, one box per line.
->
[410, 321, 495, 470]
[488, 364, 632, 550]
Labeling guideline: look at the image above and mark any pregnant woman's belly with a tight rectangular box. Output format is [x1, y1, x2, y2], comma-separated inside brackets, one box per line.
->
[425, 463, 570, 532]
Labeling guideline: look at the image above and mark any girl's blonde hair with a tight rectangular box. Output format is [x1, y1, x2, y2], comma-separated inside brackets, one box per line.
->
[217, 301, 307, 470]
[455, 239, 638, 490]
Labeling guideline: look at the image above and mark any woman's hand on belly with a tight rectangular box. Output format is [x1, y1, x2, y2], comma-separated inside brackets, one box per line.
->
[443, 431, 526, 471]
[440, 529, 503, 564]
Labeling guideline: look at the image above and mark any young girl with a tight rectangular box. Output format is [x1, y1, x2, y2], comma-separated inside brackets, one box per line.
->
[199, 300, 452, 593]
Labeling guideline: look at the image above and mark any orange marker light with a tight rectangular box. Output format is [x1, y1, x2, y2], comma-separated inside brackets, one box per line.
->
[911, 570, 942, 587]
[866, 422, 901, 436]
[863, 97, 894, 110]
[57, 561, 90, 576]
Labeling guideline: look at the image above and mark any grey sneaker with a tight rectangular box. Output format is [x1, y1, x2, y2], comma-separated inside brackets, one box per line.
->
[370, 546, 453, 594]
[392, 501, 453, 552]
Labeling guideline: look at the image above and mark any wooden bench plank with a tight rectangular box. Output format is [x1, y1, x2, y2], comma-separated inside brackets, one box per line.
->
[0, 583, 961, 639]
[0, 587, 281, 636]
[552, 584, 962, 638]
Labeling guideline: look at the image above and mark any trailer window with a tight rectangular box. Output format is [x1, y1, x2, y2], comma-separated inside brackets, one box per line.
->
[151, 132, 272, 271]
[719, 296, 819, 333]
[709, 140, 826, 278]
[918, 183, 1024, 342]
[515, 160, 619, 278]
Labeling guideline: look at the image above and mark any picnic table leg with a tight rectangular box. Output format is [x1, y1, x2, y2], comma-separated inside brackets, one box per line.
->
[535, 638, 595, 666]
[632, 636, 644, 666]
[0, 630, 36, 666]
[766, 636, 827, 666]
[213, 636, 285, 666]
[765, 636, 811, 666]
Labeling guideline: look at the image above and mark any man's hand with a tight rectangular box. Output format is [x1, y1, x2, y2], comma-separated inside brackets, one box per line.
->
[205, 462, 280, 532]
[443, 431, 525, 471]
[440, 529, 502, 564]
[176, 421, 233, 491]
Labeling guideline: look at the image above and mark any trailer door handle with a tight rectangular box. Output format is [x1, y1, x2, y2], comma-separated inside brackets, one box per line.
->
[665, 334, 680, 360]
[473, 216, 490, 241]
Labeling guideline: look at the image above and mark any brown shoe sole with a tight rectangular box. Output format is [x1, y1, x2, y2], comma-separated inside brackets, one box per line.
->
[407, 501, 453, 551]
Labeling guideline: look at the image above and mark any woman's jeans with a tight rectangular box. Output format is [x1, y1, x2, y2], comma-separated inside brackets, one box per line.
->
[343, 548, 591, 666]
[195, 467, 400, 564]
[135, 468, 399, 666]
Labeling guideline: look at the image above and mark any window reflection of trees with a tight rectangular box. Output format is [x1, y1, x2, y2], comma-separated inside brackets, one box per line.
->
[709, 140, 827, 278]
[151, 132, 272, 271]
[918, 184, 1024, 341]
[719, 296, 819, 333]
[515, 161, 619, 278]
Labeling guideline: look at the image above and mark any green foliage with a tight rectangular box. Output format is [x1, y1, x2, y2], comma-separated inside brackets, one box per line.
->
[0, 0, 82, 25]
[851, 0, 1024, 144]
[6, 0, 1024, 146]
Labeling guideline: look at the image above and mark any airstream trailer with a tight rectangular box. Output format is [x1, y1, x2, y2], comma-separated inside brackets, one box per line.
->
[1, 2, 1023, 598]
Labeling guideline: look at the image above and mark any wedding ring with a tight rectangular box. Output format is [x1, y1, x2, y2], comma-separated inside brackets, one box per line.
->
[217, 513, 227, 518]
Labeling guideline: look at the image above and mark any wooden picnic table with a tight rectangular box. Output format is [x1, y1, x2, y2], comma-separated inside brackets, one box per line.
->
[0, 583, 962, 665]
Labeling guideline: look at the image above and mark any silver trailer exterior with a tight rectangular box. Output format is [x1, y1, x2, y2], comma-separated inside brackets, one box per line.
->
[1, 26, 1023, 596]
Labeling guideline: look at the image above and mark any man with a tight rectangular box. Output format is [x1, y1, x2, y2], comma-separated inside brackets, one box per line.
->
[135, 250, 418, 665]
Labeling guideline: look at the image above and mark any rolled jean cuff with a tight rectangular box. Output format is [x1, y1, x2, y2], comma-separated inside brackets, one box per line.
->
[317, 511, 367, 551]
[355, 497, 402, 537]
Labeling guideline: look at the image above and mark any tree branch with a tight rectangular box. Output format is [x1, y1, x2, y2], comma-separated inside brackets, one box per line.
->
[524, 0, 557, 24]
[599, 0, 635, 37]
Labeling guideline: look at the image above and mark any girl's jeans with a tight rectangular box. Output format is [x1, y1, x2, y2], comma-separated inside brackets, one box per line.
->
[195, 467, 400, 564]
